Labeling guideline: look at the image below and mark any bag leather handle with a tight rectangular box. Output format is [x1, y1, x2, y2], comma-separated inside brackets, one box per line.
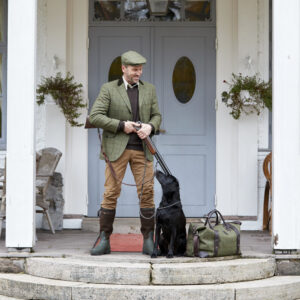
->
[205, 209, 229, 230]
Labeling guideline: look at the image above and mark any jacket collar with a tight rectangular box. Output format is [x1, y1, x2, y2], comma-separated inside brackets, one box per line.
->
[116, 78, 145, 115]
[117, 78, 144, 86]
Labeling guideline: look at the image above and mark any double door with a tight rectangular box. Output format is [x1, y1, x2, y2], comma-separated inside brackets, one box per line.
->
[88, 26, 216, 217]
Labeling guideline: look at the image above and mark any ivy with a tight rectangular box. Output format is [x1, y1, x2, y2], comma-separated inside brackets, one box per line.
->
[36, 72, 86, 127]
[221, 73, 272, 120]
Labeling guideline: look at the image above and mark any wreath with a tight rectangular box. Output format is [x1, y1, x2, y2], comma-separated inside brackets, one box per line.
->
[221, 73, 272, 120]
[36, 72, 86, 127]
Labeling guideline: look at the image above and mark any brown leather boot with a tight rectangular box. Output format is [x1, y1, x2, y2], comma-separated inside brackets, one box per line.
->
[90, 207, 115, 255]
[140, 208, 155, 255]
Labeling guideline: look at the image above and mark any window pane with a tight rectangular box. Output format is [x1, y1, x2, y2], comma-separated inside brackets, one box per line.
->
[124, 0, 149, 21]
[185, 1, 210, 21]
[108, 56, 122, 82]
[0, 53, 2, 95]
[151, 1, 181, 21]
[0, 0, 3, 42]
[172, 56, 196, 104]
[0, 53, 2, 138]
[0, 97, 2, 138]
[94, 0, 121, 21]
[93, 0, 212, 22]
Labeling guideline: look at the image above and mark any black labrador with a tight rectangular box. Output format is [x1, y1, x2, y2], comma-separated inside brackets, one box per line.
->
[151, 170, 187, 258]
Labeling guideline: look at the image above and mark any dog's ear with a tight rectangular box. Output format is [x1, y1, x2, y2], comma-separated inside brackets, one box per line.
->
[171, 175, 179, 186]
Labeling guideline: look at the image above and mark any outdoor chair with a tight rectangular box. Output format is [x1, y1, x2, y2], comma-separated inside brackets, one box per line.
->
[0, 147, 62, 238]
[0, 158, 6, 239]
[262, 152, 272, 234]
[36, 147, 62, 234]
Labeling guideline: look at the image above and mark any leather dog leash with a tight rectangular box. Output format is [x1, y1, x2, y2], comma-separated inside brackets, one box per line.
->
[96, 126, 155, 187]
[85, 116, 154, 187]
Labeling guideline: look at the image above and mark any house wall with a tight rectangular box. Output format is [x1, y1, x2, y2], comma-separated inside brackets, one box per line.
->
[216, 0, 269, 230]
[33, 0, 269, 230]
[36, 0, 88, 228]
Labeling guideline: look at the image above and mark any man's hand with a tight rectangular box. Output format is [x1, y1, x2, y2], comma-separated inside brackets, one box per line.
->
[123, 121, 138, 134]
[137, 123, 152, 140]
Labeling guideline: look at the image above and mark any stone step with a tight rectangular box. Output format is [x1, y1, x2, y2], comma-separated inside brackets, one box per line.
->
[26, 257, 150, 285]
[0, 298, 23, 300]
[151, 257, 275, 285]
[25, 256, 275, 285]
[1, 273, 300, 300]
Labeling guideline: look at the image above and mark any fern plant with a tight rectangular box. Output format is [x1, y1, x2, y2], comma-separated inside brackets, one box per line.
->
[36, 72, 86, 127]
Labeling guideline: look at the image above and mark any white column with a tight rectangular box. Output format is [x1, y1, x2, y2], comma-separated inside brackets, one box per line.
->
[273, 0, 300, 250]
[6, 0, 37, 248]
[216, 0, 260, 222]
[64, 0, 89, 218]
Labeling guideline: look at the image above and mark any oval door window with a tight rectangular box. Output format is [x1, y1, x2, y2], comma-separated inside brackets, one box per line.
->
[172, 56, 196, 104]
[108, 56, 122, 82]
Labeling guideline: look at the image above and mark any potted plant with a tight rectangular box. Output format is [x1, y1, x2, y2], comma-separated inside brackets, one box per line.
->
[221, 73, 272, 120]
[36, 72, 86, 127]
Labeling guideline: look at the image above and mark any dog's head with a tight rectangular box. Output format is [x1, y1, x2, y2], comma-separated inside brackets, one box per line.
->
[155, 170, 179, 195]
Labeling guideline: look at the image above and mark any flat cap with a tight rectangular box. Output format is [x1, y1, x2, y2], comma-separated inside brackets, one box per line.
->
[121, 50, 147, 66]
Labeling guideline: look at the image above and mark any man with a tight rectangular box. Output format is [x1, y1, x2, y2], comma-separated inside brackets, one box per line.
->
[89, 50, 162, 255]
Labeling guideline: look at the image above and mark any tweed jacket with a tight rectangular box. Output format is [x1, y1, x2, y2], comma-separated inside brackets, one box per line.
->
[89, 79, 162, 162]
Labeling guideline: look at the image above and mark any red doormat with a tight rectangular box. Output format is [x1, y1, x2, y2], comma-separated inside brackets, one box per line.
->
[110, 233, 143, 252]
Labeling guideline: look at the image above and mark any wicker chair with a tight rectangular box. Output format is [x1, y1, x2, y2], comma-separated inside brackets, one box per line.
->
[0, 159, 6, 238]
[262, 152, 272, 233]
[0, 148, 62, 238]
[35, 147, 62, 234]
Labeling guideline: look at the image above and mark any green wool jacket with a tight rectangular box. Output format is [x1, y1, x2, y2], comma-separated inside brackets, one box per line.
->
[89, 79, 162, 162]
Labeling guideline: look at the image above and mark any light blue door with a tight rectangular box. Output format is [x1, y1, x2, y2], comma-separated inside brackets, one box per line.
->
[154, 27, 216, 217]
[88, 27, 151, 217]
[88, 26, 216, 217]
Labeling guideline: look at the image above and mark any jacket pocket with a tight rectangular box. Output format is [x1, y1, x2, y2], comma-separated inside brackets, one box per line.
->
[103, 131, 116, 138]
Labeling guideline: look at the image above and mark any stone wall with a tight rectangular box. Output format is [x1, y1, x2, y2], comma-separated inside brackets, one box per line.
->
[42, 172, 64, 231]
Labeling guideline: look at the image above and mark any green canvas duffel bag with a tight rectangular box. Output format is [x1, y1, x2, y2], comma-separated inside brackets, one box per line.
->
[186, 209, 241, 258]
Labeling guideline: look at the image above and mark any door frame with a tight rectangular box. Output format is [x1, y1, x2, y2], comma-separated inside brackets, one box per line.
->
[87, 0, 217, 217]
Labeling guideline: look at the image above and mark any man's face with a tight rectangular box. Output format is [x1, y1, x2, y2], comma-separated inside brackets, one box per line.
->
[122, 64, 143, 84]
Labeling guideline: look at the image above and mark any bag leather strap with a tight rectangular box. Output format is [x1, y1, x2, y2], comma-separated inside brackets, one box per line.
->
[214, 230, 219, 257]
[227, 223, 241, 255]
[193, 234, 199, 257]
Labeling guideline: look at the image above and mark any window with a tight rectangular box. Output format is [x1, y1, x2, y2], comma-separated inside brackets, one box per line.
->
[172, 56, 196, 104]
[93, 0, 212, 22]
[0, 0, 7, 150]
[108, 56, 122, 81]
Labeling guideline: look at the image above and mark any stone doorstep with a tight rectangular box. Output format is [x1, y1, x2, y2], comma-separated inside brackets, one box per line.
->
[25, 257, 276, 285]
[0, 273, 300, 300]
[26, 257, 151, 286]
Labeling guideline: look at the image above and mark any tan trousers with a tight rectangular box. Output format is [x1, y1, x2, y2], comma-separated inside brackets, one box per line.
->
[101, 149, 154, 210]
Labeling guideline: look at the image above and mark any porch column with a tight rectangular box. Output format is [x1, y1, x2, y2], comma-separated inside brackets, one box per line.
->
[273, 0, 300, 250]
[6, 0, 37, 249]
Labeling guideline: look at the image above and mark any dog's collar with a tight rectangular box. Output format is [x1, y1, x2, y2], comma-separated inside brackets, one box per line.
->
[157, 201, 181, 210]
